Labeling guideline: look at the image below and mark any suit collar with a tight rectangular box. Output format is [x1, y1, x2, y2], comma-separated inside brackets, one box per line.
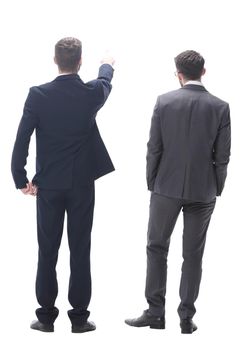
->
[182, 84, 207, 92]
[54, 74, 81, 82]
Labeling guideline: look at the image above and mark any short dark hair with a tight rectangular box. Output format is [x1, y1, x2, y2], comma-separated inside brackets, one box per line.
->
[174, 50, 205, 80]
[55, 37, 82, 72]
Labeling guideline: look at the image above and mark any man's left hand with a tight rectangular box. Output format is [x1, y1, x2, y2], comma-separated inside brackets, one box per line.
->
[20, 182, 38, 196]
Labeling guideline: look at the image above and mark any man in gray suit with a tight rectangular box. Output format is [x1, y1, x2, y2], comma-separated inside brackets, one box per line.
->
[125, 50, 231, 333]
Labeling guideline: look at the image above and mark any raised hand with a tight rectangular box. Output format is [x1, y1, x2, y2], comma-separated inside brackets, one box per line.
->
[101, 52, 115, 66]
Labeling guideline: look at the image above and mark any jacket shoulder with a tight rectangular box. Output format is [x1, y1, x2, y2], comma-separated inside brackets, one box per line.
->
[157, 88, 229, 109]
[205, 91, 229, 108]
[29, 81, 55, 96]
[157, 89, 183, 105]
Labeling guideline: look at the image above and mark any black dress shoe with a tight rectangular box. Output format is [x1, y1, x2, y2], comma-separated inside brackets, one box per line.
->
[30, 320, 54, 332]
[125, 310, 165, 329]
[180, 318, 197, 334]
[72, 321, 96, 333]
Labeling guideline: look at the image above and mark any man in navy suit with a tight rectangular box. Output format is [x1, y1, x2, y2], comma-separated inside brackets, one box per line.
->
[11, 37, 115, 333]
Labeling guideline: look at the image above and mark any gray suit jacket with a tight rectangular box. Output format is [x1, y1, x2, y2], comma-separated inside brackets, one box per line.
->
[147, 84, 231, 202]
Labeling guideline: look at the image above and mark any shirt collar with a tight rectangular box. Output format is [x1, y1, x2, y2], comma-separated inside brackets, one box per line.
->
[58, 72, 74, 76]
[184, 80, 204, 86]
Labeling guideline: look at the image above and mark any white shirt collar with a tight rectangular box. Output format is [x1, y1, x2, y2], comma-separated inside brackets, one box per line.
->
[184, 80, 204, 86]
[58, 72, 75, 76]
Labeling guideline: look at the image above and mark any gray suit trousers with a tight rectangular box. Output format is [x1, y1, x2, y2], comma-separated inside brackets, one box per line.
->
[145, 192, 216, 319]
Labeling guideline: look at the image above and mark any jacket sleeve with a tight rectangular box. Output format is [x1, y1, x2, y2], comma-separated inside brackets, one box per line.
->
[146, 97, 164, 191]
[88, 64, 114, 112]
[213, 104, 231, 196]
[11, 88, 38, 189]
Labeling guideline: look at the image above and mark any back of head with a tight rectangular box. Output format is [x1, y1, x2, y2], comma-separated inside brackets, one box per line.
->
[55, 37, 82, 73]
[174, 50, 205, 80]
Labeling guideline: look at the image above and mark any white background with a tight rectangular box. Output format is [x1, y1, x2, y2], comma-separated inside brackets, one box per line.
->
[0, 0, 240, 349]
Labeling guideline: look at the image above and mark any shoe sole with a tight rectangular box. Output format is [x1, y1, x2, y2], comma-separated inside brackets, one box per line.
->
[125, 321, 165, 329]
[150, 324, 165, 329]
[72, 327, 96, 333]
[30, 327, 54, 332]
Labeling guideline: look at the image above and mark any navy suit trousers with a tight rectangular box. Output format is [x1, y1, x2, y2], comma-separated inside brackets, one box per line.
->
[35, 182, 95, 325]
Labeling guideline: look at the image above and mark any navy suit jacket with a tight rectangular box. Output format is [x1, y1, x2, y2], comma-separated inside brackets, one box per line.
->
[147, 84, 231, 202]
[11, 64, 115, 189]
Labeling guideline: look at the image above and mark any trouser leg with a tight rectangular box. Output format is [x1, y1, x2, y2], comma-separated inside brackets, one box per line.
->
[145, 193, 182, 316]
[178, 198, 216, 319]
[35, 189, 65, 324]
[66, 183, 95, 326]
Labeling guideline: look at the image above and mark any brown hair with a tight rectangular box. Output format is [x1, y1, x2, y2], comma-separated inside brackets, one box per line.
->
[55, 37, 82, 73]
[175, 50, 205, 80]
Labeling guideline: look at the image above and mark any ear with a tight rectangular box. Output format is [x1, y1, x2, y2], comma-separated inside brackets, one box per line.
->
[76, 58, 82, 72]
[202, 68, 206, 76]
[177, 72, 183, 80]
[178, 72, 186, 83]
